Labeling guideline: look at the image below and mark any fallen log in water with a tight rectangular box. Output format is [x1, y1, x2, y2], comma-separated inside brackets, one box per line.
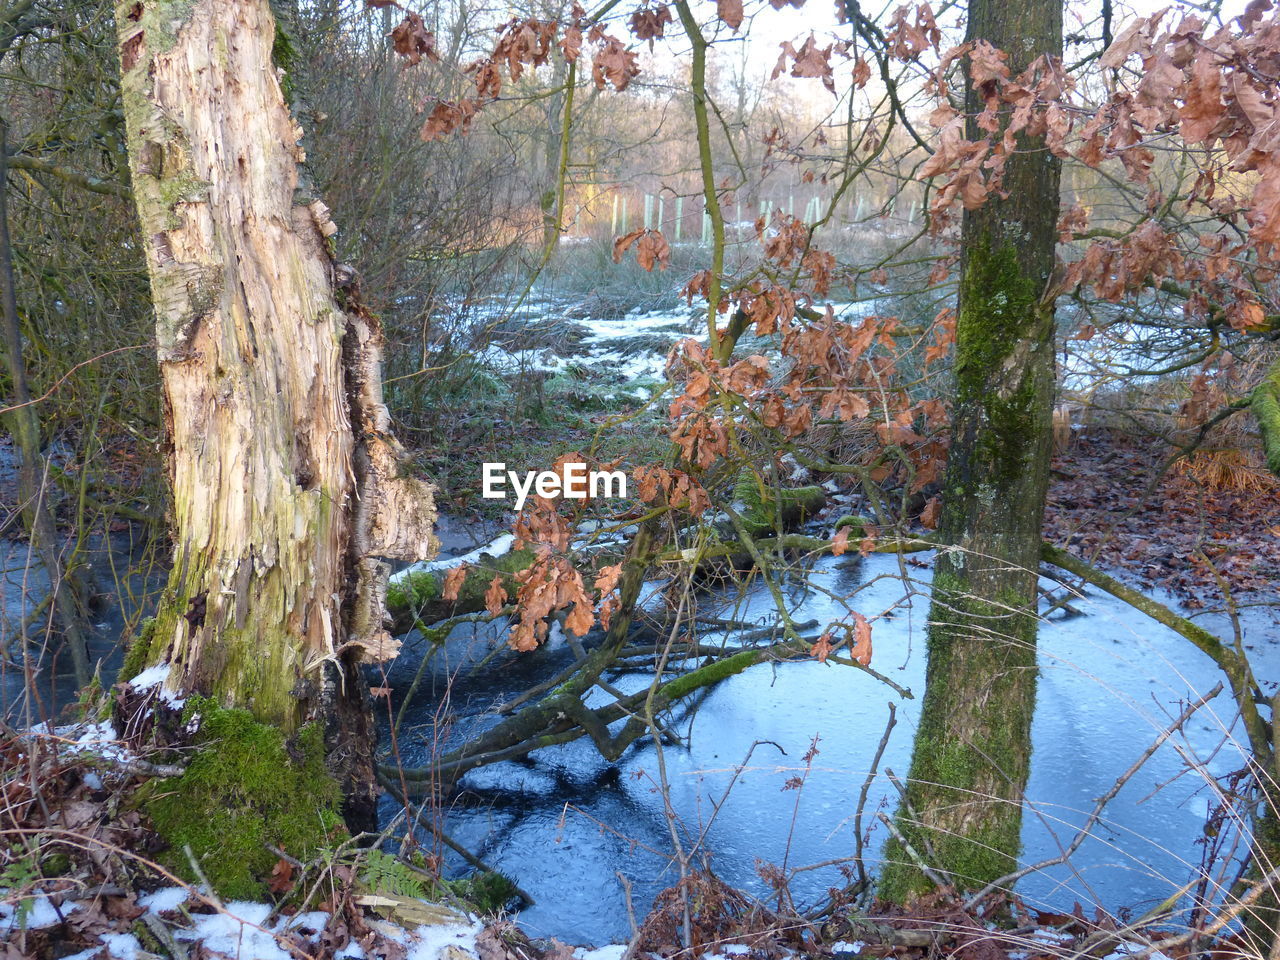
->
[385, 479, 827, 633]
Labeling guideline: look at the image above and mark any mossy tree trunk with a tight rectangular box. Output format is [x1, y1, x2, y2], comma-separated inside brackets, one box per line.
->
[115, 0, 436, 830]
[879, 0, 1062, 901]
[1256, 353, 1280, 476]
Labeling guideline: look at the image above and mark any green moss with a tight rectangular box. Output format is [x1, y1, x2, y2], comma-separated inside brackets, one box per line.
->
[386, 548, 536, 620]
[145, 697, 344, 900]
[131, 919, 163, 955]
[733, 471, 825, 536]
[878, 568, 1037, 904]
[834, 515, 872, 536]
[386, 570, 439, 613]
[1253, 360, 1280, 476]
[39, 852, 71, 877]
[271, 6, 299, 104]
[120, 617, 158, 683]
[364, 849, 519, 916]
[951, 236, 1048, 488]
[125, 0, 200, 56]
[445, 869, 520, 914]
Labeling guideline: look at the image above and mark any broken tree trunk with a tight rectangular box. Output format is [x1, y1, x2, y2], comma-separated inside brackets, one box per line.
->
[115, 0, 436, 829]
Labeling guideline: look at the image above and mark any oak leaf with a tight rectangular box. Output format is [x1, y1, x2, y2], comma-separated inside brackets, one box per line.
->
[485, 576, 508, 616]
[442, 564, 468, 603]
[717, 0, 744, 31]
[391, 13, 439, 65]
[851, 613, 873, 666]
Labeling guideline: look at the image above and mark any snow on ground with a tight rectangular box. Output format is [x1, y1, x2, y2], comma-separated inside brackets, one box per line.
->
[23, 891, 489, 960]
[475, 305, 694, 387]
[575, 945, 627, 960]
[26, 719, 133, 763]
[1102, 944, 1172, 960]
[0, 895, 80, 931]
[136, 886, 189, 913]
[396, 532, 517, 579]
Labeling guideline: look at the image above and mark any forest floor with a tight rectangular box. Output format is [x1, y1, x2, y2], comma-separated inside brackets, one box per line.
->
[1044, 427, 1280, 608]
[0, 716, 1222, 960]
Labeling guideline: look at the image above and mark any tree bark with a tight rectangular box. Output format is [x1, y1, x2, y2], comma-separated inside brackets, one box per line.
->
[115, 0, 436, 829]
[879, 0, 1062, 901]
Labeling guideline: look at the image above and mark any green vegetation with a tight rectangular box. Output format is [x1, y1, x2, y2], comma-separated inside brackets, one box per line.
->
[144, 698, 344, 900]
[361, 849, 520, 915]
[119, 618, 158, 683]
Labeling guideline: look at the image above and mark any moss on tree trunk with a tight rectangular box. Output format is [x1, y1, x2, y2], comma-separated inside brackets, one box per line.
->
[1254, 354, 1280, 476]
[879, 0, 1062, 903]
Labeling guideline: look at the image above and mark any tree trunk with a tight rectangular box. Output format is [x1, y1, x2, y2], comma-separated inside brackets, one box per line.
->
[879, 0, 1062, 901]
[115, 0, 436, 829]
[1256, 352, 1280, 476]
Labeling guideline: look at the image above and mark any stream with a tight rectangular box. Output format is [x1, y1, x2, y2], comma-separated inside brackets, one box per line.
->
[381, 546, 1279, 946]
[379, 300, 1279, 944]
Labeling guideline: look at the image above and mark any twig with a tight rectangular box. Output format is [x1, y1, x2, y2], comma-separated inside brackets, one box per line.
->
[964, 682, 1224, 910]
[846, 703, 898, 901]
[1061, 865, 1280, 960]
[183, 843, 223, 910]
[876, 812, 949, 890]
[884, 767, 937, 861]
[74, 752, 187, 779]
[141, 911, 190, 960]
[616, 871, 639, 939]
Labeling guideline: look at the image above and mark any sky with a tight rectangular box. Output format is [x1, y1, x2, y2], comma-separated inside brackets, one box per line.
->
[691, 0, 1253, 88]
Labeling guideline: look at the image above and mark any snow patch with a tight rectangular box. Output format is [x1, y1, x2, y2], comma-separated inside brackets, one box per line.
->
[1103, 944, 1170, 960]
[130, 664, 170, 689]
[175, 900, 286, 959]
[405, 917, 485, 960]
[101, 932, 143, 959]
[831, 941, 866, 954]
[129, 664, 186, 707]
[397, 534, 516, 579]
[577, 945, 628, 960]
[138, 886, 190, 913]
[1030, 929, 1074, 944]
[0, 895, 80, 931]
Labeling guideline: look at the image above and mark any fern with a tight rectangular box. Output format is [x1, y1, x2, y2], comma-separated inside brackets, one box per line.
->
[2, 850, 40, 929]
[360, 849, 427, 899]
